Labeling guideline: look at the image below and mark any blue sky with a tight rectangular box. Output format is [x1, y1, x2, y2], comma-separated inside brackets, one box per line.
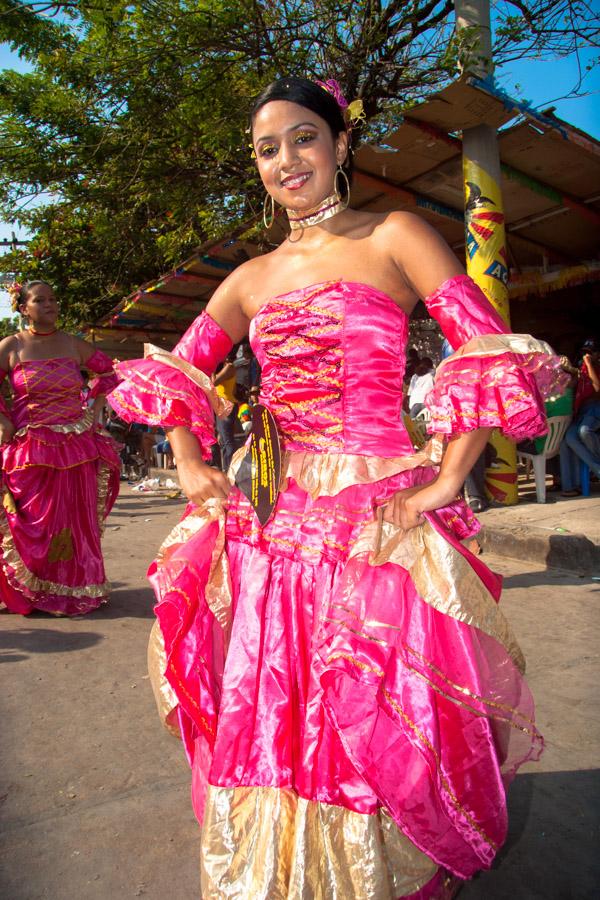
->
[1, 41, 599, 317]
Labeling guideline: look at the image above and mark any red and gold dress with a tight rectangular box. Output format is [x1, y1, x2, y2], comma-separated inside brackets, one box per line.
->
[0, 351, 121, 616]
[109, 276, 566, 898]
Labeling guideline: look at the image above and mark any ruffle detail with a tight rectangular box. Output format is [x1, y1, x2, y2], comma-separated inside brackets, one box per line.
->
[109, 355, 230, 460]
[146, 480, 539, 883]
[1, 420, 119, 475]
[85, 348, 121, 398]
[427, 334, 571, 441]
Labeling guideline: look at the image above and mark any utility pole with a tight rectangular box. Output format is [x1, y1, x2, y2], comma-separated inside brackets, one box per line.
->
[455, 0, 518, 505]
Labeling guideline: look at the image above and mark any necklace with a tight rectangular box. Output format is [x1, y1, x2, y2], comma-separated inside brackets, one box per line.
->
[286, 191, 346, 231]
[29, 326, 58, 336]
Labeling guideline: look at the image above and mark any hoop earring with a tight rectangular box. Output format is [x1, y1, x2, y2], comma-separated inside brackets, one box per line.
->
[263, 193, 275, 229]
[334, 165, 350, 209]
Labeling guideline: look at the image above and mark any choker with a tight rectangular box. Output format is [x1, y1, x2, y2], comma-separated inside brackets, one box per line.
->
[287, 191, 346, 231]
[29, 326, 58, 336]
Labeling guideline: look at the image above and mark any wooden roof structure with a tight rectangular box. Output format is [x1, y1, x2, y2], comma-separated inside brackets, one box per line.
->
[90, 76, 600, 357]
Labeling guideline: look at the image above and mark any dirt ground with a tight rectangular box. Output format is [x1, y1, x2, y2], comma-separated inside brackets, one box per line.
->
[1, 485, 599, 899]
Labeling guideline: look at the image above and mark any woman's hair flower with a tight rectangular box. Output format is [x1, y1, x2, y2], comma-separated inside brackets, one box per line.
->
[315, 79, 348, 109]
[6, 281, 23, 312]
[316, 79, 365, 128]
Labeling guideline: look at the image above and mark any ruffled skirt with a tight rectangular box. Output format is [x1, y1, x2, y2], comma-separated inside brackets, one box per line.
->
[148, 461, 542, 899]
[0, 423, 121, 615]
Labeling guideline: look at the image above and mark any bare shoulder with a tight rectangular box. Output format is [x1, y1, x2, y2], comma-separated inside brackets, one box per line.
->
[0, 333, 20, 370]
[69, 332, 95, 364]
[378, 210, 444, 244]
[377, 210, 464, 296]
[207, 251, 277, 334]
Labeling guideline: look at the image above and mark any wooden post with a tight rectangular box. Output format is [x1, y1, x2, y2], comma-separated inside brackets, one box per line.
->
[455, 0, 518, 505]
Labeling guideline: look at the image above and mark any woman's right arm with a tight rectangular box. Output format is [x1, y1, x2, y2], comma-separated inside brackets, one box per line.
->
[108, 264, 254, 506]
[166, 268, 254, 505]
[0, 337, 16, 444]
[166, 426, 231, 503]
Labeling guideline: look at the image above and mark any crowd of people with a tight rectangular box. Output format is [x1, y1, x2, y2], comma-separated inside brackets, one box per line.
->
[0, 74, 597, 900]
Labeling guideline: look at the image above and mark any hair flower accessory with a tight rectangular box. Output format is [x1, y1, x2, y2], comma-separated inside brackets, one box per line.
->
[316, 79, 365, 127]
[6, 281, 23, 312]
[315, 79, 348, 109]
[346, 98, 366, 125]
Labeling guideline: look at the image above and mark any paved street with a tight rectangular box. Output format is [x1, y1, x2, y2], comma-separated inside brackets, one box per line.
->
[1, 487, 599, 899]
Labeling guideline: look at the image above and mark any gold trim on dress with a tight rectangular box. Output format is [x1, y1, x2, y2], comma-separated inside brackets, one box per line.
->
[346, 516, 525, 673]
[0, 506, 110, 601]
[200, 785, 437, 899]
[143, 344, 233, 419]
[435, 333, 558, 372]
[13, 409, 94, 439]
[147, 619, 180, 736]
[229, 441, 444, 502]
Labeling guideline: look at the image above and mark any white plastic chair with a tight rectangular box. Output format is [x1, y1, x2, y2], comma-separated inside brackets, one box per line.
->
[517, 414, 572, 503]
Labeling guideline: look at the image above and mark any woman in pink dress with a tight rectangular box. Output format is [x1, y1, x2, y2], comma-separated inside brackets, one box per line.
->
[0, 280, 121, 615]
[109, 78, 567, 897]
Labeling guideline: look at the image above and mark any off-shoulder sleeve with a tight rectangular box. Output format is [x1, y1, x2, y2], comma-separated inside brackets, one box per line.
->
[85, 348, 120, 398]
[424, 275, 570, 441]
[107, 311, 233, 460]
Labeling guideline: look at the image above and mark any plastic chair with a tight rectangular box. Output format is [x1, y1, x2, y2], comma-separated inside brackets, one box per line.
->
[517, 414, 572, 503]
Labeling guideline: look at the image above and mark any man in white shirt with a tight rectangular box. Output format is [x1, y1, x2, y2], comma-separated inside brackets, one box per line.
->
[408, 357, 434, 417]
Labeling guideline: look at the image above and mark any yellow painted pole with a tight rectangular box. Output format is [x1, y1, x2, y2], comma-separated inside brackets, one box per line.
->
[455, 0, 518, 505]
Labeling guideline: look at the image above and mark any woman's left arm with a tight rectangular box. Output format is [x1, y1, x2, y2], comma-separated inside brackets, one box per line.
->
[384, 213, 567, 527]
[381, 214, 493, 526]
[75, 336, 119, 424]
[384, 428, 492, 528]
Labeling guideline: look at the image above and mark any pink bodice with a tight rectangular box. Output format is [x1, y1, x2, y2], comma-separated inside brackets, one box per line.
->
[9, 357, 87, 430]
[251, 281, 415, 457]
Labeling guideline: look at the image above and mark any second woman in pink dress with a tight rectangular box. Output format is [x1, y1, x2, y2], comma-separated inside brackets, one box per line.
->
[0, 281, 121, 616]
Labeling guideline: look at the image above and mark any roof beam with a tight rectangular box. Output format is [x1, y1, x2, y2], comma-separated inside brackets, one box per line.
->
[404, 116, 600, 227]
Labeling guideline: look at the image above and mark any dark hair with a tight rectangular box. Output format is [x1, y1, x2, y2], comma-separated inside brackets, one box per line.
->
[251, 76, 353, 199]
[13, 280, 53, 312]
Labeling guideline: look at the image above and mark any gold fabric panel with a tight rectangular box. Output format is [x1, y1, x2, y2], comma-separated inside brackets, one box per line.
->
[13, 409, 94, 440]
[96, 461, 111, 534]
[201, 785, 437, 900]
[143, 344, 233, 419]
[47, 527, 74, 563]
[147, 619, 180, 737]
[0, 506, 109, 600]
[155, 497, 233, 632]
[229, 440, 444, 502]
[435, 333, 556, 372]
[349, 515, 525, 673]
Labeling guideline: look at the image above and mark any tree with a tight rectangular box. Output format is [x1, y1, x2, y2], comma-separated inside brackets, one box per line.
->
[0, 0, 598, 327]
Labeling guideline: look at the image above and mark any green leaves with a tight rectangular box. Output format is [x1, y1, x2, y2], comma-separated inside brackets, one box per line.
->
[1, 0, 597, 327]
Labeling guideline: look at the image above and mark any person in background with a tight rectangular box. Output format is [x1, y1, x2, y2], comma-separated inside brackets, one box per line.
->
[213, 348, 238, 471]
[407, 356, 434, 417]
[0, 280, 120, 615]
[403, 346, 419, 384]
[560, 337, 600, 495]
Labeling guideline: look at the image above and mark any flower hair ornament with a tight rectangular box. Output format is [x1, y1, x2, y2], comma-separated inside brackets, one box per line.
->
[315, 79, 365, 128]
[6, 281, 23, 313]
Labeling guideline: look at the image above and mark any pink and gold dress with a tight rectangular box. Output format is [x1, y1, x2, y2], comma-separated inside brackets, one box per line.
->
[0, 351, 121, 616]
[109, 276, 566, 898]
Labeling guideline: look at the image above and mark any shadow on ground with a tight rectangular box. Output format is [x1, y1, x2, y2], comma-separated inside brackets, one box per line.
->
[0, 627, 102, 662]
[462, 768, 600, 898]
[92, 586, 157, 619]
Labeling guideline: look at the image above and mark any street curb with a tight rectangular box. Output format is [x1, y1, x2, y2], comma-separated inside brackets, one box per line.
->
[479, 524, 600, 574]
